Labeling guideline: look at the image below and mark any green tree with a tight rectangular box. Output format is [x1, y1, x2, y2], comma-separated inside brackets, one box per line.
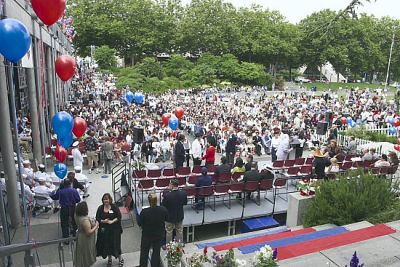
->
[135, 58, 163, 79]
[94, 45, 117, 69]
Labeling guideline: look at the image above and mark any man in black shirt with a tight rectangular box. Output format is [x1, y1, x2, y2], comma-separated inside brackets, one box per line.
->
[138, 193, 168, 267]
[162, 179, 188, 244]
[174, 134, 186, 168]
[215, 156, 231, 181]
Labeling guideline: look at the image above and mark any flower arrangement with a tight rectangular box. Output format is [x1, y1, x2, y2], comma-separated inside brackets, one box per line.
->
[166, 241, 184, 266]
[253, 245, 278, 267]
[345, 251, 364, 267]
[212, 248, 246, 267]
[187, 246, 210, 267]
[298, 178, 318, 196]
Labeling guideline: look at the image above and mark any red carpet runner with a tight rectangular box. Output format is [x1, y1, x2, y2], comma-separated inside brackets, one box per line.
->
[213, 228, 315, 251]
[277, 224, 396, 260]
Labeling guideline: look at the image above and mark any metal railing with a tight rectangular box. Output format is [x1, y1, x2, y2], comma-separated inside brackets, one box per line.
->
[0, 236, 76, 267]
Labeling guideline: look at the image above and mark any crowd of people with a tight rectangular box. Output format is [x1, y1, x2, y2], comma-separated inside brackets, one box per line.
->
[3, 64, 400, 267]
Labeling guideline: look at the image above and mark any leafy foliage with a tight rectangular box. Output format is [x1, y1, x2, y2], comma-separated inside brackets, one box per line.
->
[340, 126, 398, 144]
[114, 54, 273, 93]
[303, 170, 396, 227]
[94, 45, 117, 69]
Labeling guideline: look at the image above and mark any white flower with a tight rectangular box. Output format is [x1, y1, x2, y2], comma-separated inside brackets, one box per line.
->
[235, 259, 247, 266]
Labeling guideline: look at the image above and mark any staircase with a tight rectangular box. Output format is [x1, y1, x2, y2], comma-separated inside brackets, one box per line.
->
[111, 161, 130, 206]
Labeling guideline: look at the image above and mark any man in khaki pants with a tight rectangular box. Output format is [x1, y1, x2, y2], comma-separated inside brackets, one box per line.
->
[84, 130, 99, 174]
[161, 179, 187, 244]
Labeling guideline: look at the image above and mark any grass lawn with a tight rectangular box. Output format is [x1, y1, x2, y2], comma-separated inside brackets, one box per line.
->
[302, 82, 397, 93]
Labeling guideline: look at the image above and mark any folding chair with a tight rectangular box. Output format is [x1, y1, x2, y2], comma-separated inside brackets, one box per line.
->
[207, 165, 216, 174]
[273, 177, 288, 202]
[182, 187, 196, 204]
[243, 181, 260, 206]
[217, 172, 232, 184]
[162, 168, 176, 178]
[186, 175, 199, 187]
[132, 170, 146, 180]
[197, 186, 214, 211]
[294, 158, 305, 166]
[138, 179, 154, 205]
[258, 179, 274, 203]
[177, 166, 191, 178]
[147, 169, 161, 179]
[191, 165, 202, 175]
[228, 182, 244, 207]
[213, 184, 230, 209]
[119, 195, 134, 228]
[283, 160, 295, 168]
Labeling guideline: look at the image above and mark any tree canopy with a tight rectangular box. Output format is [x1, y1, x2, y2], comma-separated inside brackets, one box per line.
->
[69, 0, 400, 83]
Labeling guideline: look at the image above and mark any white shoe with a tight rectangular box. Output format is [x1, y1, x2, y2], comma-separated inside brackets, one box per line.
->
[88, 170, 92, 174]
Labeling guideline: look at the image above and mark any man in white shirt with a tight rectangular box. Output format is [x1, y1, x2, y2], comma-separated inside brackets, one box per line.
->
[191, 133, 203, 166]
[160, 136, 171, 162]
[22, 160, 35, 187]
[71, 141, 84, 170]
[33, 177, 54, 209]
[74, 166, 90, 198]
[34, 164, 55, 191]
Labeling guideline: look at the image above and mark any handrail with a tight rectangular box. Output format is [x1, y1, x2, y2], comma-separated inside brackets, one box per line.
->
[0, 236, 76, 258]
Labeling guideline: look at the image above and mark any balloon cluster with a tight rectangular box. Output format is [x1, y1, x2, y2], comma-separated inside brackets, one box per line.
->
[61, 15, 76, 43]
[124, 91, 144, 105]
[52, 112, 87, 179]
[395, 138, 400, 152]
[341, 116, 357, 128]
[161, 107, 185, 135]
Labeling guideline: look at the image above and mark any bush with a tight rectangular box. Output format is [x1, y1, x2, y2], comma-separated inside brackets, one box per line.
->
[303, 170, 396, 227]
[341, 126, 398, 144]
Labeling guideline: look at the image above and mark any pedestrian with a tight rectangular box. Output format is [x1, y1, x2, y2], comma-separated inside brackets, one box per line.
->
[72, 141, 84, 171]
[96, 193, 124, 267]
[202, 143, 216, 166]
[162, 179, 188, 244]
[102, 136, 114, 174]
[138, 193, 168, 267]
[51, 178, 81, 239]
[74, 202, 98, 267]
[174, 134, 186, 169]
[85, 130, 100, 174]
[191, 133, 203, 166]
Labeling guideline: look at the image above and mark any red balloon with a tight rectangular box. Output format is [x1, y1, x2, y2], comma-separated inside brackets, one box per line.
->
[341, 117, 347, 125]
[72, 117, 87, 138]
[171, 131, 177, 138]
[55, 55, 76, 81]
[54, 145, 68, 162]
[31, 0, 66, 26]
[175, 107, 184, 119]
[394, 119, 400, 127]
[162, 113, 172, 126]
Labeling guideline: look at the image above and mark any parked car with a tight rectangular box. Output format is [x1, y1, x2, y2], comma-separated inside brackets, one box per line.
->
[294, 77, 312, 83]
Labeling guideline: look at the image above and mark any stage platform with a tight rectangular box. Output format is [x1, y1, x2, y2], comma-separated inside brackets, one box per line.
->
[133, 184, 294, 242]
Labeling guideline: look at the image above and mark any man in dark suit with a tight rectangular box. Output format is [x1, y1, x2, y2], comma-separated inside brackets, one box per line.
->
[162, 179, 188, 244]
[225, 134, 237, 165]
[174, 134, 186, 168]
[139, 193, 168, 267]
[215, 156, 231, 182]
[243, 161, 262, 199]
[195, 167, 212, 210]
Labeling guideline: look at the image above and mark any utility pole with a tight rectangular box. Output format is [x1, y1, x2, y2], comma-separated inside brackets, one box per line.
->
[384, 30, 396, 92]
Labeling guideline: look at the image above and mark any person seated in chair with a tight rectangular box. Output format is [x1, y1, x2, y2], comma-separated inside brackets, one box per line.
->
[242, 161, 262, 199]
[214, 156, 231, 182]
[194, 167, 212, 210]
[33, 177, 55, 212]
[374, 154, 391, 168]
[74, 166, 90, 198]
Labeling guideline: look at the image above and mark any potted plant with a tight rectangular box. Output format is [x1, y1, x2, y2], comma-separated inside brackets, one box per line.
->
[253, 245, 278, 267]
[166, 241, 184, 267]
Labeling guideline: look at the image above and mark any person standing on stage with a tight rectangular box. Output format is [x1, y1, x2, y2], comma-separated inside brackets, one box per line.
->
[162, 179, 187, 244]
[139, 193, 168, 267]
[191, 133, 203, 166]
[174, 134, 186, 169]
[51, 179, 81, 239]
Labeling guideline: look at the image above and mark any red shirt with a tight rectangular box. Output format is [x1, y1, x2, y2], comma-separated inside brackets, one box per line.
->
[202, 146, 216, 163]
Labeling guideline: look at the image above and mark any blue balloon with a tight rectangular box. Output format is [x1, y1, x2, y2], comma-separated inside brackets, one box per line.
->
[168, 116, 179, 130]
[0, 19, 31, 63]
[388, 117, 394, 125]
[135, 93, 144, 104]
[52, 111, 74, 138]
[350, 121, 357, 128]
[346, 116, 353, 124]
[58, 132, 73, 148]
[54, 163, 68, 179]
[125, 91, 134, 104]
[389, 127, 397, 135]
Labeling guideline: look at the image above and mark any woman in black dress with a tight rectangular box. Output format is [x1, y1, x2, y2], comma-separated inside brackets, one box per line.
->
[96, 193, 124, 267]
